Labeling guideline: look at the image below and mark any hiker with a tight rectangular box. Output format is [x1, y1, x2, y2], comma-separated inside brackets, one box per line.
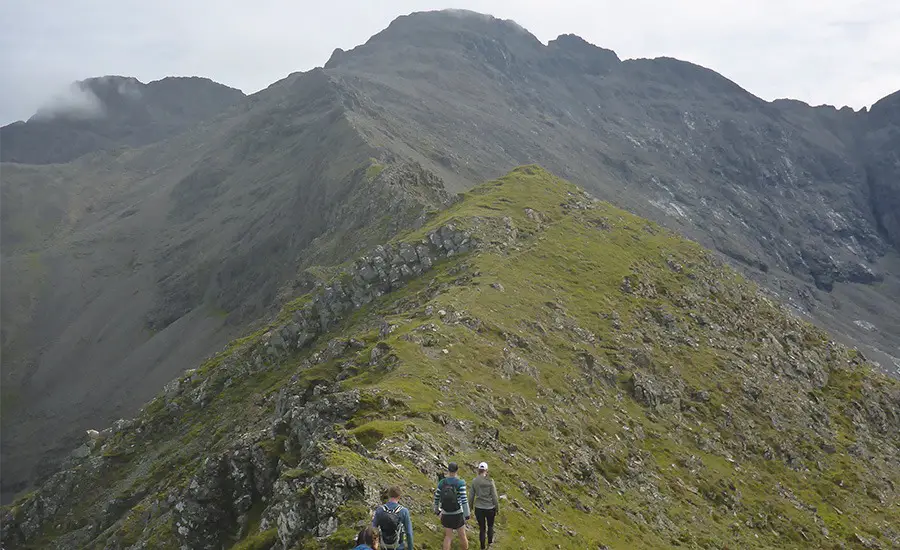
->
[433, 462, 471, 550]
[470, 462, 499, 549]
[372, 485, 414, 550]
[355, 526, 380, 550]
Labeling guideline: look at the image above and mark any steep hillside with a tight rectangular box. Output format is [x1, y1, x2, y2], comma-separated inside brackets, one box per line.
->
[0, 70, 451, 502]
[3, 167, 897, 549]
[0, 76, 245, 164]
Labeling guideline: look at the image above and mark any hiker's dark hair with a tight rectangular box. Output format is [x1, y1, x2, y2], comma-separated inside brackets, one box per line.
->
[357, 526, 379, 547]
[388, 485, 402, 499]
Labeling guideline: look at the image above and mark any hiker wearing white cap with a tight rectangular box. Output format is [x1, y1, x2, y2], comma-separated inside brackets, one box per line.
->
[469, 461, 499, 549]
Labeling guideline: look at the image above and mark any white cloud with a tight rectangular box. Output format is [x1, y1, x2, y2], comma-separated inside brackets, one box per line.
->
[31, 82, 105, 121]
[1, 0, 898, 124]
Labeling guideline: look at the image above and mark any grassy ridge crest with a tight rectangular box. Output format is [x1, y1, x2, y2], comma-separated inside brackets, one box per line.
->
[3, 166, 897, 549]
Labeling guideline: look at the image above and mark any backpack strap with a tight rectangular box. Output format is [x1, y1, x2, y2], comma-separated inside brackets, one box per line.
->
[395, 505, 406, 532]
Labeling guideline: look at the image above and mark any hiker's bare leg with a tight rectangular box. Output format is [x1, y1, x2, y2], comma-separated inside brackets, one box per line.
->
[443, 527, 454, 550]
[457, 526, 469, 550]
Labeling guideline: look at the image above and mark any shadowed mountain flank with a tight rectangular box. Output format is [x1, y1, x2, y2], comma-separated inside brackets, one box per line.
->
[0, 69, 450, 502]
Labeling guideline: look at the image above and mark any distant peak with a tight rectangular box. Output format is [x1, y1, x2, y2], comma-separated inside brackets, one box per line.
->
[426, 8, 494, 18]
[870, 89, 900, 118]
[45, 75, 244, 117]
[551, 33, 603, 49]
[407, 8, 525, 29]
[145, 76, 245, 97]
[378, 8, 537, 43]
[80, 75, 142, 86]
[78, 75, 145, 101]
[772, 97, 811, 108]
[28, 77, 140, 121]
[547, 33, 620, 75]
[150, 75, 224, 86]
[548, 34, 621, 58]
[326, 9, 542, 71]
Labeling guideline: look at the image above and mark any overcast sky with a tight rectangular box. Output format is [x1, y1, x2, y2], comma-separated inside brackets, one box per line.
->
[1, 0, 898, 125]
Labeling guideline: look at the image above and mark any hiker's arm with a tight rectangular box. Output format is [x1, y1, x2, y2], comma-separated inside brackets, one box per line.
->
[371, 507, 378, 528]
[403, 508, 414, 550]
[491, 480, 499, 510]
[433, 482, 441, 514]
[459, 479, 471, 518]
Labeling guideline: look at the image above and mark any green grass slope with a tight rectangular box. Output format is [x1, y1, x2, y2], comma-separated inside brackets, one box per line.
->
[3, 166, 898, 550]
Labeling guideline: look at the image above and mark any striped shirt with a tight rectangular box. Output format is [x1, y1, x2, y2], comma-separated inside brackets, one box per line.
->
[433, 476, 470, 517]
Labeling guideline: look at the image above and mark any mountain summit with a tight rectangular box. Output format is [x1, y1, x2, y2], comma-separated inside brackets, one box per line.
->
[0, 76, 244, 164]
[1, 9, 899, 520]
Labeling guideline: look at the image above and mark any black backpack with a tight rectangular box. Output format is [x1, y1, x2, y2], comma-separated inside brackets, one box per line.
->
[376, 504, 405, 545]
[440, 479, 461, 512]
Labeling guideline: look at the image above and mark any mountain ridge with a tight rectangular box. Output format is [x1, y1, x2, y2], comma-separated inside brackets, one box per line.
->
[3, 166, 897, 549]
[2, 7, 899, 510]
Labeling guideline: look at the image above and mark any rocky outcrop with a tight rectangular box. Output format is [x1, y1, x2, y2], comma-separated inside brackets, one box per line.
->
[148, 220, 475, 415]
[266, 471, 374, 549]
[801, 248, 884, 291]
[261, 223, 474, 363]
[309, 224, 475, 333]
[173, 432, 276, 549]
[173, 391, 366, 550]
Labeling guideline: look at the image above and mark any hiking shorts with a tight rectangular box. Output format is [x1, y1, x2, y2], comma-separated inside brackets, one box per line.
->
[441, 512, 465, 529]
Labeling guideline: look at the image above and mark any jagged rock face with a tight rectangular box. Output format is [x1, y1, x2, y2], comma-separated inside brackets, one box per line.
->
[277, 223, 474, 349]
[863, 91, 900, 247]
[171, 391, 367, 550]
[0, 76, 245, 164]
[3, 168, 898, 550]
